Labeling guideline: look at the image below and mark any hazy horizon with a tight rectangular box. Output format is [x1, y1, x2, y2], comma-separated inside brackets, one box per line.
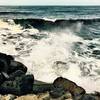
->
[0, 0, 100, 6]
[0, 4, 100, 6]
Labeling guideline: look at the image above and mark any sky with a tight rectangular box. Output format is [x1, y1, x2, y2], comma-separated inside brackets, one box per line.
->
[0, 0, 100, 5]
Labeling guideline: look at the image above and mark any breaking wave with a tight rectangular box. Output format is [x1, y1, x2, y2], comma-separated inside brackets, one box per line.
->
[13, 18, 100, 29]
[0, 18, 100, 93]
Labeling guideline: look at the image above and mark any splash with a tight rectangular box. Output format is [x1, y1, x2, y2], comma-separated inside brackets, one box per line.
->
[0, 19, 100, 93]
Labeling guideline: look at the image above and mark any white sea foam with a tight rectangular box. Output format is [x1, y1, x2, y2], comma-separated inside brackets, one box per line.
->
[0, 19, 100, 93]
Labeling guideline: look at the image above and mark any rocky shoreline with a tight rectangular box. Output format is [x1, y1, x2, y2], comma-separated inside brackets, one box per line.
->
[0, 52, 100, 100]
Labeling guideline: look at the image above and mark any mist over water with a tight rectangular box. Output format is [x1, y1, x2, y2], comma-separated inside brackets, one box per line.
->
[0, 6, 100, 93]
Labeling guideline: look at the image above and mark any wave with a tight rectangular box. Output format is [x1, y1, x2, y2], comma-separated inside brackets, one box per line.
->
[0, 19, 100, 93]
[12, 18, 100, 30]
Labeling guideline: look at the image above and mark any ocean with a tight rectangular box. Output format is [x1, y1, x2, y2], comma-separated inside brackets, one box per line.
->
[0, 6, 100, 93]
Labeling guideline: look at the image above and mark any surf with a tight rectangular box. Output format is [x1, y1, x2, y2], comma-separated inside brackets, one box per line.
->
[0, 19, 100, 93]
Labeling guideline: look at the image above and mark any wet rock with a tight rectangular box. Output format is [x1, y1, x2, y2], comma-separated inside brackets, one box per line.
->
[0, 73, 6, 85]
[32, 84, 53, 94]
[0, 52, 27, 76]
[50, 87, 66, 98]
[0, 53, 15, 80]
[8, 61, 27, 75]
[0, 86, 20, 95]
[0, 74, 34, 95]
[53, 77, 86, 100]
[82, 94, 98, 100]
[0, 53, 14, 65]
[73, 86, 86, 100]
[54, 91, 72, 100]
[0, 53, 14, 74]
[20, 74, 34, 95]
[8, 70, 26, 80]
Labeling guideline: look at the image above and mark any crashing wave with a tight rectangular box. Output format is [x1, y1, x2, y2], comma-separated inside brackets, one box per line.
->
[0, 19, 100, 93]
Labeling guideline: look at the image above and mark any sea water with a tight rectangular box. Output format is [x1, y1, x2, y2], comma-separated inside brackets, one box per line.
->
[0, 6, 100, 93]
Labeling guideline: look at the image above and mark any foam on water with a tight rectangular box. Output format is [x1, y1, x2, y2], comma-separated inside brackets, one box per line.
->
[0, 19, 100, 93]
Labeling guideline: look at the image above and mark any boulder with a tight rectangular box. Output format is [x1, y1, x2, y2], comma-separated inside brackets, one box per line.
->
[8, 70, 26, 81]
[82, 94, 98, 100]
[20, 74, 34, 95]
[0, 53, 14, 66]
[81, 92, 100, 100]
[50, 86, 66, 98]
[0, 52, 27, 75]
[0, 53, 14, 77]
[8, 61, 27, 75]
[0, 73, 6, 85]
[0, 74, 34, 95]
[53, 77, 86, 100]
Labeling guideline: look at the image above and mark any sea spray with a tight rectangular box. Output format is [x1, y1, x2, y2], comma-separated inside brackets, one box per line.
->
[0, 19, 100, 93]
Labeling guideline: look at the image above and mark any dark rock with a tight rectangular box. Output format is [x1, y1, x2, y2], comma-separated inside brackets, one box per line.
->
[20, 74, 34, 95]
[0, 87, 20, 95]
[50, 87, 65, 98]
[0, 52, 34, 96]
[0, 73, 6, 85]
[8, 61, 27, 75]
[0, 74, 34, 95]
[0, 77, 21, 95]
[53, 77, 77, 91]
[8, 70, 26, 81]
[53, 77, 86, 100]
[0, 53, 14, 74]
[73, 86, 86, 100]
[32, 84, 53, 94]
[94, 91, 100, 97]
[0, 52, 27, 82]
[0, 60, 7, 72]
[0, 53, 14, 65]
[82, 94, 98, 100]
[92, 50, 100, 55]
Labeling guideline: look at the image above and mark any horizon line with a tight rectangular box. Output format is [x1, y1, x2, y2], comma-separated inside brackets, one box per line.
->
[0, 5, 100, 6]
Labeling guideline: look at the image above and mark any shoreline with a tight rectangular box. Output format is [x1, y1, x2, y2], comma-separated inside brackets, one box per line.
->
[0, 53, 100, 100]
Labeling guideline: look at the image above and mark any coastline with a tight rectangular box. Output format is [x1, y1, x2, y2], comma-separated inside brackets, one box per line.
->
[0, 53, 99, 100]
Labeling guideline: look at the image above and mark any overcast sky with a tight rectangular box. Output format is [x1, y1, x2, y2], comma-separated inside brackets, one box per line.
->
[0, 0, 100, 5]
